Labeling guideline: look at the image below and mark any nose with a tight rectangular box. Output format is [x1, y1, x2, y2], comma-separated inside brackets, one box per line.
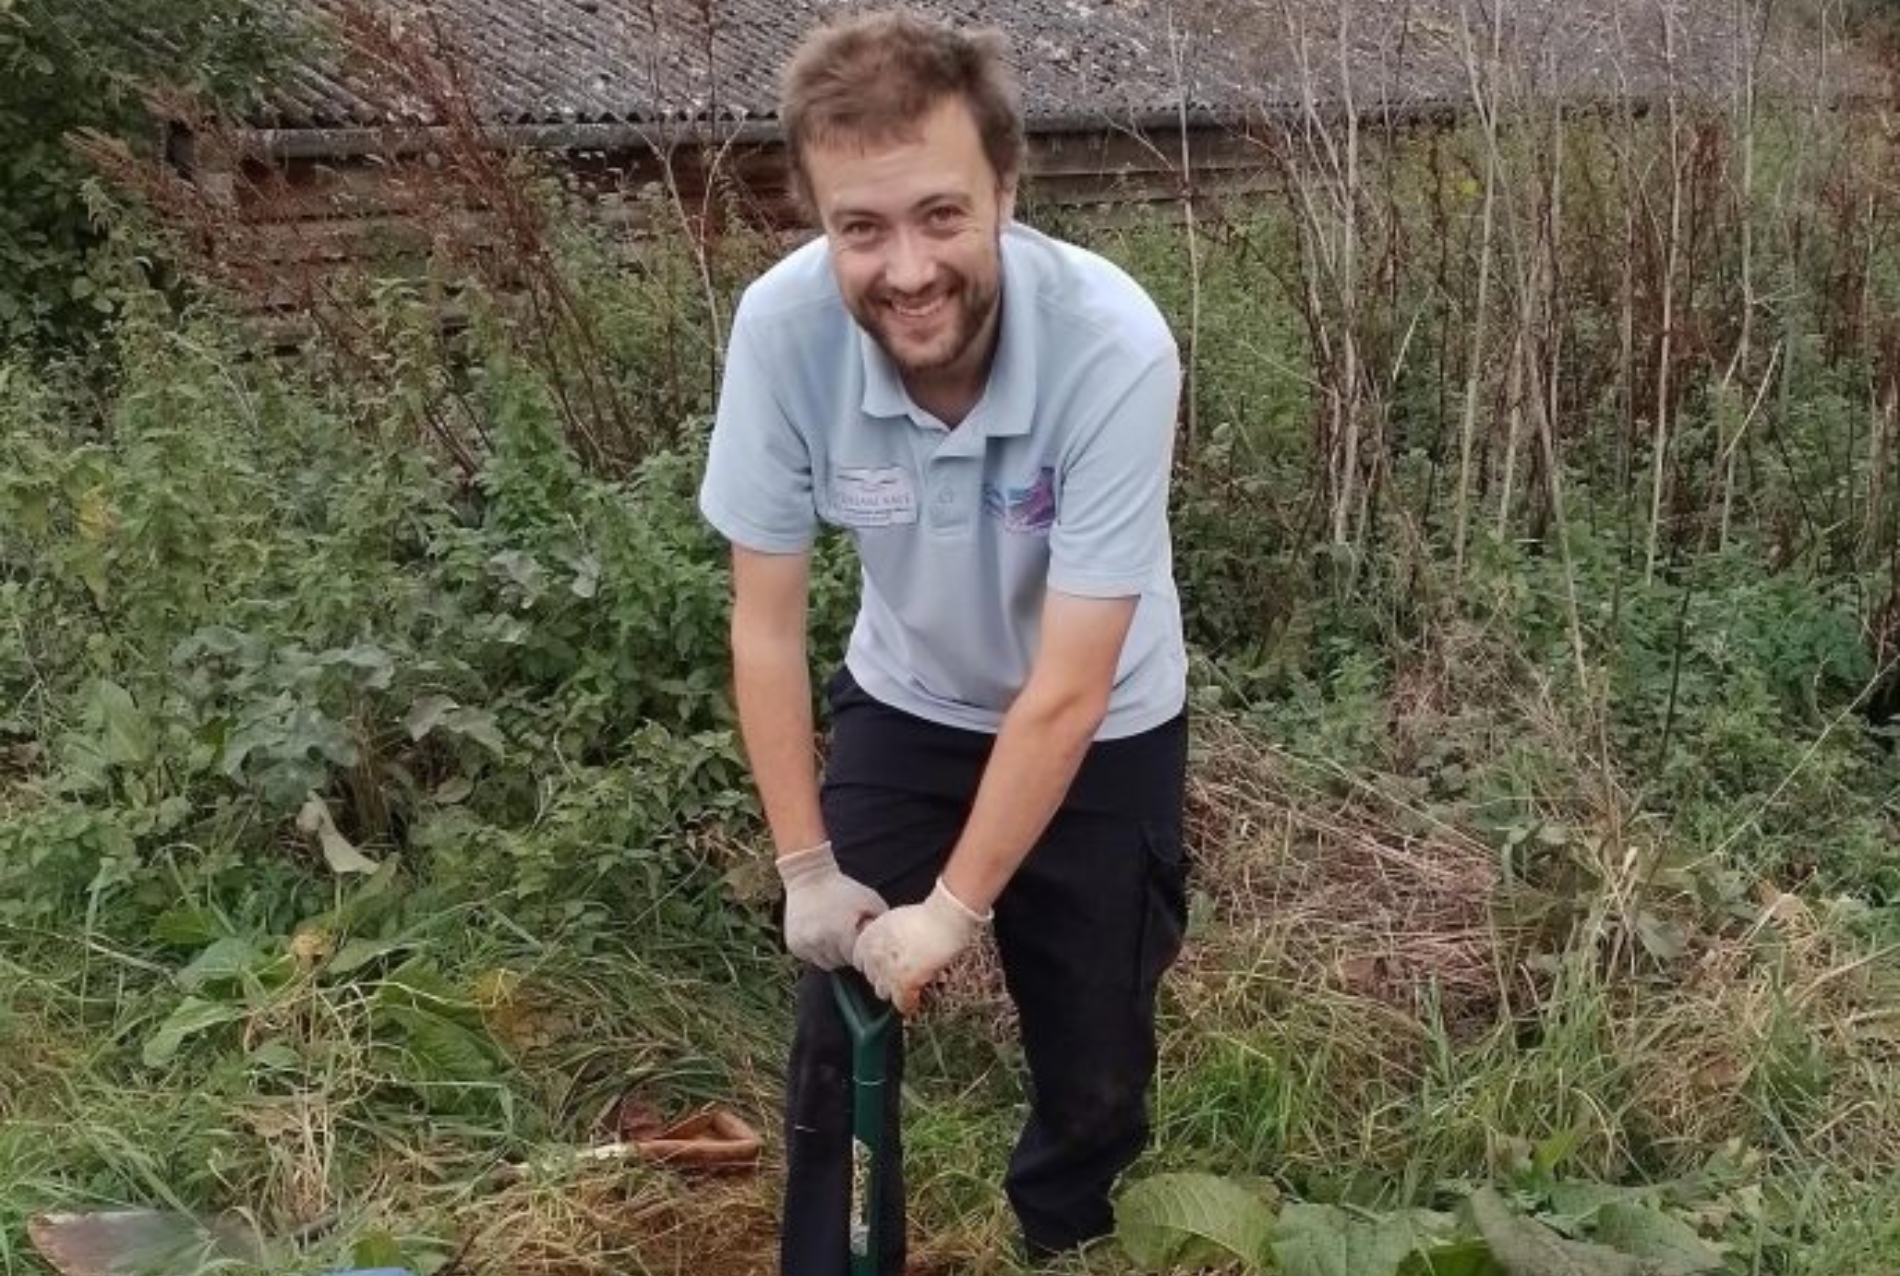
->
[884, 229, 937, 295]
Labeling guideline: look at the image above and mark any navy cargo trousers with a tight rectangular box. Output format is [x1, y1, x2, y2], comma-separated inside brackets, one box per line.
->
[779, 668, 1189, 1275]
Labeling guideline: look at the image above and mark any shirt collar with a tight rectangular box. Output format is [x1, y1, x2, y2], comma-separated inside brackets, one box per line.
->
[858, 325, 911, 418]
[855, 225, 1039, 438]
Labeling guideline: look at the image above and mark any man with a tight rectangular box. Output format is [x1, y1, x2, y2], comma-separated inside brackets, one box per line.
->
[697, 9, 1189, 1272]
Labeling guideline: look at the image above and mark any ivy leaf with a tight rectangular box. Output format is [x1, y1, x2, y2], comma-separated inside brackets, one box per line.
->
[406, 696, 504, 755]
[329, 642, 394, 691]
[1466, 1188, 1640, 1276]
[1592, 1203, 1724, 1275]
[405, 694, 456, 741]
[1115, 1173, 1275, 1271]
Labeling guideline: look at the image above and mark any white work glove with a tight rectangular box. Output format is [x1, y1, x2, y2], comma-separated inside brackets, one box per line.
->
[777, 842, 889, 970]
[852, 878, 991, 1014]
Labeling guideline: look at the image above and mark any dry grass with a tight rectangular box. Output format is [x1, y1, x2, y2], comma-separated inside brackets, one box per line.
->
[1625, 887, 1900, 1175]
[1181, 711, 1505, 1040]
[454, 1169, 779, 1276]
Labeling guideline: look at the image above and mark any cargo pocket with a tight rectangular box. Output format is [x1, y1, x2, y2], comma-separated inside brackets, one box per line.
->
[1136, 821, 1189, 990]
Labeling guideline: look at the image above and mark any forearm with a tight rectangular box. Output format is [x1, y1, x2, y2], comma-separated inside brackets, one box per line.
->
[939, 679, 1107, 913]
[732, 628, 827, 858]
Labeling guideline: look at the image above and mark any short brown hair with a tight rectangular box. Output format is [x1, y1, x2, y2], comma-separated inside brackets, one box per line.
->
[778, 9, 1025, 213]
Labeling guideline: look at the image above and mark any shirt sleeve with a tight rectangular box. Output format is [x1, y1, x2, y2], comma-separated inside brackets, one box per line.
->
[698, 300, 819, 554]
[1046, 351, 1181, 599]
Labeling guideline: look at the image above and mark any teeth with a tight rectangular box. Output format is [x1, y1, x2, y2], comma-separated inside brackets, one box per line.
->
[891, 296, 944, 319]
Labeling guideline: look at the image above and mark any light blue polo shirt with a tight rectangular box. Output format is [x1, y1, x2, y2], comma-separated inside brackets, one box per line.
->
[698, 221, 1186, 740]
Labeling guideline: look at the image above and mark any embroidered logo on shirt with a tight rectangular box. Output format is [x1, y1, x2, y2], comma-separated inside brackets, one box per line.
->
[983, 467, 1057, 533]
[829, 465, 918, 527]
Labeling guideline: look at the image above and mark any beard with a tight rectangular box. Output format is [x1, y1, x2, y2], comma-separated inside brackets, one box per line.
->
[855, 267, 1001, 381]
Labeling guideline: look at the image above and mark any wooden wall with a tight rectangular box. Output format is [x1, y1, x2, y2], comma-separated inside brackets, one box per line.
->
[189, 121, 1278, 314]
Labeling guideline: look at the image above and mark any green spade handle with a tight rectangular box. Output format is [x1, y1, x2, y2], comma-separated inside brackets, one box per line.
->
[831, 973, 894, 1276]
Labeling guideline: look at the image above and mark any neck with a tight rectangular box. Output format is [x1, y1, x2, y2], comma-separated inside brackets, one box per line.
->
[904, 301, 1002, 428]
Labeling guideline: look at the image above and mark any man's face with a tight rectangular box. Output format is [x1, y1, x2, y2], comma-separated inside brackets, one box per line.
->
[803, 97, 1017, 404]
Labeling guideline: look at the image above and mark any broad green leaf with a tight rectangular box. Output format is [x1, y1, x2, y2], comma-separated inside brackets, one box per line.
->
[75, 550, 108, 606]
[1400, 1237, 1505, 1276]
[329, 642, 394, 690]
[143, 996, 249, 1067]
[89, 678, 153, 767]
[1592, 1203, 1723, 1275]
[328, 936, 409, 977]
[176, 936, 261, 994]
[150, 907, 223, 948]
[406, 694, 457, 741]
[1545, 1183, 1647, 1224]
[285, 707, 359, 768]
[374, 958, 485, 1027]
[407, 698, 504, 755]
[568, 553, 601, 599]
[219, 717, 274, 779]
[1115, 1173, 1275, 1271]
[171, 625, 253, 663]
[1532, 1128, 1586, 1178]
[353, 1230, 406, 1268]
[487, 549, 546, 601]
[1272, 1203, 1423, 1276]
[1466, 1188, 1640, 1276]
[379, 1006, 500, 1083]
[296, 795, 380, 875]
[441, 706, 505, 755]
[53, 735, 110, 794]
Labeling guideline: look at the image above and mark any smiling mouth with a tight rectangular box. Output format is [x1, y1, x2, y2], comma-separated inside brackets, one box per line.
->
[887, 293, 948, 322]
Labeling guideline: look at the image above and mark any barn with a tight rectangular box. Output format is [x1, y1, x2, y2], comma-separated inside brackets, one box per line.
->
[154, 0, 1843, 315]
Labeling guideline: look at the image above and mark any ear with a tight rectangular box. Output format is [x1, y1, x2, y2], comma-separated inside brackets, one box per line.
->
[997, 172, 1018, 225]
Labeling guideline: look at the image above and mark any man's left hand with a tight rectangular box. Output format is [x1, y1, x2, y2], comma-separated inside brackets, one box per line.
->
[852, 879, 991, 1014]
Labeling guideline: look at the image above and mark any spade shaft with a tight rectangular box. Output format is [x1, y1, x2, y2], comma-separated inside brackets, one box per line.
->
[830, 973, 894, 1276]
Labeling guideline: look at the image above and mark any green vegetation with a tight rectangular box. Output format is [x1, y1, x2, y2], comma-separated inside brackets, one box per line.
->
[4, 15, 1900, 1275]
[0, 0, 301, 349]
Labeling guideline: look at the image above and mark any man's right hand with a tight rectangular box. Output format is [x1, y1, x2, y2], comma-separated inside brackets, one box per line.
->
[776, 842, 889, 969]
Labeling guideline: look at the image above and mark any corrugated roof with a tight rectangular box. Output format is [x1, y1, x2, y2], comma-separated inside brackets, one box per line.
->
[254, 0, 1844, 134]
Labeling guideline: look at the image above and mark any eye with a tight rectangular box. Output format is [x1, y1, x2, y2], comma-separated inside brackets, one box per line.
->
[925, 205, 964, 228]
[837, 219, 879, 243]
